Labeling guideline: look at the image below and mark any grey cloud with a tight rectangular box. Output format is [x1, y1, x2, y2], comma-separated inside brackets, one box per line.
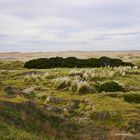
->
[0, 0, 140, 52]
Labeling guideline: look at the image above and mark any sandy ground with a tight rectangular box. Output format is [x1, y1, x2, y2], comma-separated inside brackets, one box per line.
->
[0, 51, 140, 61]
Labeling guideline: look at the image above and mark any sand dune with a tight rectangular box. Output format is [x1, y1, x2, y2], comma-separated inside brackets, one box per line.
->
[0, 51, 140, 61]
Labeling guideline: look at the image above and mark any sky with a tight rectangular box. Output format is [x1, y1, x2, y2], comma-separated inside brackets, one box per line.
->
[0, 0, 140, 52]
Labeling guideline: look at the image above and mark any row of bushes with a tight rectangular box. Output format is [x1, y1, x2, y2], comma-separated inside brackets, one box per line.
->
[24, 57, 134, 69]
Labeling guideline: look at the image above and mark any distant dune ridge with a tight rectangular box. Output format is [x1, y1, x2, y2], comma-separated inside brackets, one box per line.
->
[0, 51, 140, 61]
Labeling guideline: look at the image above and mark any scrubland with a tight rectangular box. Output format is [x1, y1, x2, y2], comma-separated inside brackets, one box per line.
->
[0, 53, 140, 140]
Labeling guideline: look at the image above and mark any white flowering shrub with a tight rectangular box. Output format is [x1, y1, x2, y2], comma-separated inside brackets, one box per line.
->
[68, 66, 139, 82]
[44, 72, 49, 78]
[23, 73, 48, 91]
[77, 81, 90, 94]
[55, 77, 72, 90]
[70, 79, 80, 92]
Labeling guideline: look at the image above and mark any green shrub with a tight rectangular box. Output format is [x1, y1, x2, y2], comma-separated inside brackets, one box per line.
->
[24, 57, 134, 69]
[77, 81, 90, 94]
[121, 93, 140, 103]
[97, 81, 124, 92]
[102, 92, 140, 104]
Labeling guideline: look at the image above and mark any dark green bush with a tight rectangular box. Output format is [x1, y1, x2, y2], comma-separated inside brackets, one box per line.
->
[102, 92, 140, 104]
[24, 56, 134, 69]
[121, 94, 140, 103]
[97, 81, 124, 92]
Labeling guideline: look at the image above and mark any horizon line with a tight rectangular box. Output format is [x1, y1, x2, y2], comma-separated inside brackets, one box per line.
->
[0, 50, 140, 53]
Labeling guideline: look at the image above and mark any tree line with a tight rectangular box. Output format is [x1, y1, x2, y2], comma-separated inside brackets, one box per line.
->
[24, 56, 134, 69]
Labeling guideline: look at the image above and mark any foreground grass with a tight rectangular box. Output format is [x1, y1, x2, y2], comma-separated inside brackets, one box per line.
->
[0, 122, 50, 140]
[0, 60, 140, 139]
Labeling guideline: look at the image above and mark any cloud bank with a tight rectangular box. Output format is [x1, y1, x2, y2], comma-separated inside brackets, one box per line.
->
[0, 0, 140, 52]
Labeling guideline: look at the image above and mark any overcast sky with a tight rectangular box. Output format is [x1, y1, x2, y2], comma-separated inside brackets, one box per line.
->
[0, 0, 140, 52]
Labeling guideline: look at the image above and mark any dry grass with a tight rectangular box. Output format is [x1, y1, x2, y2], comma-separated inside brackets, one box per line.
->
[0, 51, 140, 61]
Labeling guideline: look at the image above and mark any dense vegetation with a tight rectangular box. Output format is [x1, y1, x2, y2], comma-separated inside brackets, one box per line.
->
[96, 81, 124, 92]
[0, 58, 140, 140]
[24, 56, 134, 69]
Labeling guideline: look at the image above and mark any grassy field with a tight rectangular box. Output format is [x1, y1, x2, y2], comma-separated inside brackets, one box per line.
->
[0, 52, 140, 140]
